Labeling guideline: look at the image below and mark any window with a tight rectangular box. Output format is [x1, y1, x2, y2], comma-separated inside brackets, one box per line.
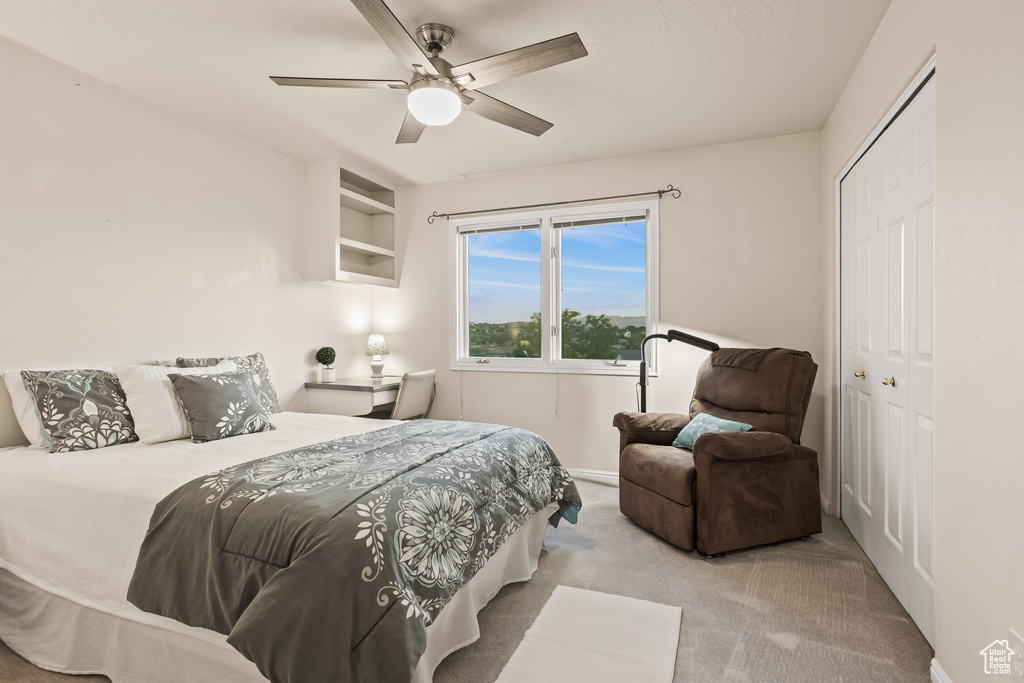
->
[450, 200, 658, 374]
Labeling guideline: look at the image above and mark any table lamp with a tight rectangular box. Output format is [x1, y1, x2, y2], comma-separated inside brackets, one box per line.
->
[366, 334, 389, 378]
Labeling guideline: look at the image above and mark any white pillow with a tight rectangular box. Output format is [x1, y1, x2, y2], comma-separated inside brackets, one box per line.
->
[112, 360, 237, 445]
[2, 370, 51, 447]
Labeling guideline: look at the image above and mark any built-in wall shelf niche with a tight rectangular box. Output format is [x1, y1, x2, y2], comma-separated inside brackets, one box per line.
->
[303, 159, 399, 288]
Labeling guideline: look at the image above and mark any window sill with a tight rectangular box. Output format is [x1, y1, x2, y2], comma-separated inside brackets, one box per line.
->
[450, 361, 651, 377]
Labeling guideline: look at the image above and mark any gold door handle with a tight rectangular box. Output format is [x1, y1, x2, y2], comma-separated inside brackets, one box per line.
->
[882, 376, 897, 387]
[854, 370, 866, 379]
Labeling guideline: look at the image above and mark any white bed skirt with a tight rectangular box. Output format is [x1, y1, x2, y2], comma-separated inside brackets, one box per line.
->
[0, 503, 556, 683]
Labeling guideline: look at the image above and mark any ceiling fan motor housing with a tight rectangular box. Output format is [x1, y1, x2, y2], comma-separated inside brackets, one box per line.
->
[417, 23, 454, 54]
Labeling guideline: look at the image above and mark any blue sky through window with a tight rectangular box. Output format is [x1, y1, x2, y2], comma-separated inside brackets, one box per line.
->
[467, 229, 541, 324]
[466, 221, 646, 324]
[561, 220, 646, 320]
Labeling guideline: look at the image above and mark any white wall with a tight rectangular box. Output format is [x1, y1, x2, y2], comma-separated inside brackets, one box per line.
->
[822, 1, 1024, 680]
[390, 132, 824, 476]
[0, 37, 373, 447]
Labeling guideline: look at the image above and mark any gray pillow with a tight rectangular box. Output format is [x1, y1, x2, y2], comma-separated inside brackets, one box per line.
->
[20, 369, 138, 453]
[168, 371, 275, 443]
[176, 352, 282, 414]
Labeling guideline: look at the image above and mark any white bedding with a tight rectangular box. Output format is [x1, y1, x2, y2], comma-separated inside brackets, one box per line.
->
[0, 411, 398, 641]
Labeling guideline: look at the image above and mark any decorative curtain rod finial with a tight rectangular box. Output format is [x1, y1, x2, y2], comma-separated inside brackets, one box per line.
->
[659, 185, 684, 200]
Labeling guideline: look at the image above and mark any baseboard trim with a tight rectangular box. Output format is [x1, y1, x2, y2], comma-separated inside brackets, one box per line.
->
[930, 658, 953, 683]
[820, 494, 840, 518]
[567, 468, 619, 487]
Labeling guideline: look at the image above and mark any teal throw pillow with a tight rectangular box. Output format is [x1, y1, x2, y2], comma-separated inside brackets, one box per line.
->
[673, 412, 754, 449]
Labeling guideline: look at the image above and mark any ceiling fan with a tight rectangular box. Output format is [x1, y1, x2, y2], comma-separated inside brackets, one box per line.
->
[270, 0, 588, 144]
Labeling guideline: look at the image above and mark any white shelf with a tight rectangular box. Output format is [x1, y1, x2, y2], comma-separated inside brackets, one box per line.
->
[329, 271, 399, 288]
[339, 187, 394, 215]
[303, 159, 399, 288]
[338, 237, 396, 258]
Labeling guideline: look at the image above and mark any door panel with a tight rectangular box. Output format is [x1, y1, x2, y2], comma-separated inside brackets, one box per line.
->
[886, 220, 906, 360]
[884, 402, 906, 553]
[857, 175, 874, 220]
[915, 201, 935, 362]
[842, 386, 855, 497]
[916, 109, 936, 179]
[840, 156, 876, 540]
[905, 77, 936, 645]
[913, 414, 936, 583]
[840, 74, 934, 646]
[857, 236, 874, 354]
[839, 168, 856, 529]
[886, 139, 906, 200]
[857, 390, 873, 515]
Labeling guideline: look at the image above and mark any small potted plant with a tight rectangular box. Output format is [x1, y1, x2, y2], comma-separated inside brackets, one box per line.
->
[315, 346, 336, 383]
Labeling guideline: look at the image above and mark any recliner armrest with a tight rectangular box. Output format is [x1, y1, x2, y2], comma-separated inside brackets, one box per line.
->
[690, 430, 821, 555]
[612, 411, 690, 453]
[691, 431, 817, 464]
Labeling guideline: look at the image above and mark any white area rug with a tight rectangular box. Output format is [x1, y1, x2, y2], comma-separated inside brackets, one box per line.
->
[495, 585, 681, 683]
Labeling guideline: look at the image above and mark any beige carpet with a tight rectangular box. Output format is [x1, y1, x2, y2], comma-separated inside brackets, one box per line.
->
[436, 480, 934, 683]
[0, 480, 933, 683]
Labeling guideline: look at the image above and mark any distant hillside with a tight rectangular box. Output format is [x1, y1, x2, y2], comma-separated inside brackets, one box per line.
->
[604, 316, 646, 329]
[472, 315, 645, 330]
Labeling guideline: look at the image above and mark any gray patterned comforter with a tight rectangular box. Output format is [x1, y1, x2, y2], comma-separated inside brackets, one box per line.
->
[126, 420, 581, 683]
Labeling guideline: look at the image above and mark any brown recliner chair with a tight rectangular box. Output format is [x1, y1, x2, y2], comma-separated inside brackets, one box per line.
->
[613, 347, 821, 555]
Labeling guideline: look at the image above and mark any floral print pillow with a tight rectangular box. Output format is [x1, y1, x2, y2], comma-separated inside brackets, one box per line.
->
[168, 371, 275, 443]
[176, 352, 282, 414]
[21, 369, 138, 453]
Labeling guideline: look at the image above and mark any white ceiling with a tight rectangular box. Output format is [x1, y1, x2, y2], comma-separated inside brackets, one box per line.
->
[0, 0, 891, 186]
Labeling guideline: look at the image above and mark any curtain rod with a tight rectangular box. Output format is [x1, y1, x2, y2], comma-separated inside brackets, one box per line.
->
[426, 185, 684, 224]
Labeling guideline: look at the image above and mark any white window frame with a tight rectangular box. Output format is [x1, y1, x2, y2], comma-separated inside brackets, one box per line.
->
[449, 199, 659, 376]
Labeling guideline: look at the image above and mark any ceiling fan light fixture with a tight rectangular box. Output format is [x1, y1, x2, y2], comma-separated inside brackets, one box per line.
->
[407, 78, 461, 126]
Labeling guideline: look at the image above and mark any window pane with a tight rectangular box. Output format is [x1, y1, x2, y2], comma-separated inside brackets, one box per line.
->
[559, 220, 646, 360]
[467, 229, 542, 358]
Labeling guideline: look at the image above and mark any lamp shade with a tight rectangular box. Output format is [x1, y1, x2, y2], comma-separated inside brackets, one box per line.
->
[366, 334, 389, 356]
[407, 79, 461, 126]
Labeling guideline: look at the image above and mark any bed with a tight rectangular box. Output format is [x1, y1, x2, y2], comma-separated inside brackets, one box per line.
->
[0, 409, 580, 683]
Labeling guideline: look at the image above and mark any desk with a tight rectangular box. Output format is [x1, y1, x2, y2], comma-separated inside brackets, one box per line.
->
[305, 376, 401, 417]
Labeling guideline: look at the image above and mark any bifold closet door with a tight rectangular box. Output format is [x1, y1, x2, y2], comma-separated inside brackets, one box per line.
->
[839, 76, 935, 647]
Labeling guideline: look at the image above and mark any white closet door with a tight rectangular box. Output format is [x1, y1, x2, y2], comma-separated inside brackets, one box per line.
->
[840, 138, 880, 558]
[839, 76, 935, 646]
[905, 78, 936, 644]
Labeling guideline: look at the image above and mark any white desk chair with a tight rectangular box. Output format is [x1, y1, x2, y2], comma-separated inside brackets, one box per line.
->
[390, 370, 436, 420]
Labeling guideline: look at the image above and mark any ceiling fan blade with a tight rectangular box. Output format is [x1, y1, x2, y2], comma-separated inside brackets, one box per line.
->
[451, 33, 587, 90]
[270, 76, 408, 89]
[396, 110, 426, 144]
[464, 92, 553, 137]
[349, 0, 439, 76]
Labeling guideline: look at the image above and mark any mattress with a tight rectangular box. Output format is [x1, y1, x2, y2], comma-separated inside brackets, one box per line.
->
[0, 412, 558, 682]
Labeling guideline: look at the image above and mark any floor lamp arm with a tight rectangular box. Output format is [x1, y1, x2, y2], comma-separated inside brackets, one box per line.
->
[637, 330, 720, 413]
